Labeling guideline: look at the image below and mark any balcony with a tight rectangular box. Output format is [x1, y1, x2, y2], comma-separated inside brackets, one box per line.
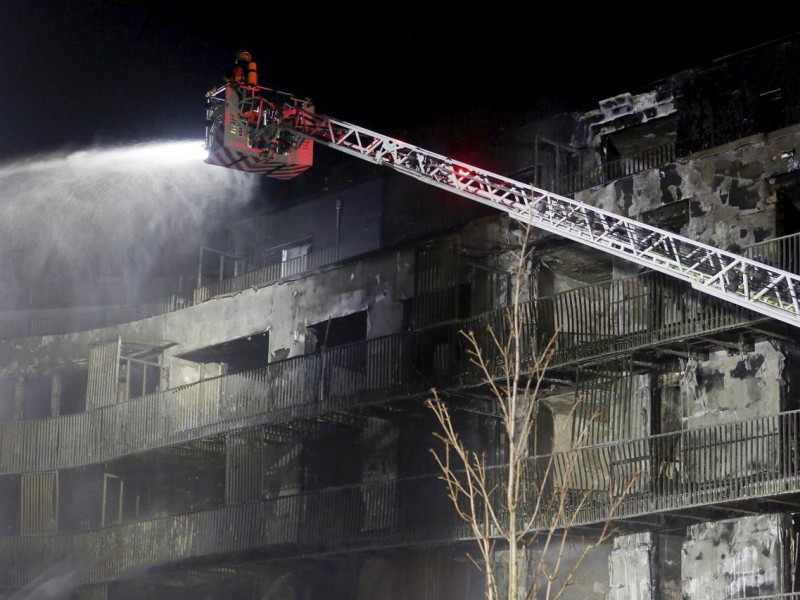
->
[3, 408, 800, 586]
[546, 143, 676, 197]
[0, 271, 773, 475]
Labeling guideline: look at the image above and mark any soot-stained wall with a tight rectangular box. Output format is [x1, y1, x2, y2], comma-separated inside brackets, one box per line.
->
[607, 532, 654, 599]
[682, 513, 789, 599]
[232, 178, 383, 259]
[678, 341, 784, 483]
[681, 340, 784, 427]
[573, 130, 800, 251]
[505, 540, 611, 598]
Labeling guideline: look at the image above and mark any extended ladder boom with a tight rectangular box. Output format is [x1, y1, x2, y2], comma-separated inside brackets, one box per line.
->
[204, 83, 800, 330]
[284, 110, 800, 329]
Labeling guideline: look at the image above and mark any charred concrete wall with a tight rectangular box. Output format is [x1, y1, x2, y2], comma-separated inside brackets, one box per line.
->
[607, 532, 655, 599]
[496, 539, 611, 599]
[682, 513, 789, 599]
[657, 532, 685, 599]
[0, 246, 415, 387]
[231, 178, 383, 259]
[677, 341, 784, 483]
[574, 125, 800, 252]
[574, 87, 677, 154]
[681, 340, 784, 427]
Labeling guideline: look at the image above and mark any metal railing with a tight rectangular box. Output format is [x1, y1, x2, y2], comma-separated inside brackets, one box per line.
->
[0, 295, 192, 339]
[2, 408, 800, 586]
[743, 232, 800, 276]
[549, 143, 676, 196]
[0, 272, 766, 475]
[193, 245, 344, 302]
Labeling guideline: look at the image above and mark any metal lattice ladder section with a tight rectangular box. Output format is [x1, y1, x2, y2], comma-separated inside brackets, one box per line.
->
[271, 109, 800, 329]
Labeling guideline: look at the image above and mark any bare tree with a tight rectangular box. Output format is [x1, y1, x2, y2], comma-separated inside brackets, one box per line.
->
[426, 221, 638, 600]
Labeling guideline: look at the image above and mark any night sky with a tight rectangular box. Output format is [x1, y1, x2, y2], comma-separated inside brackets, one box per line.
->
[2, 2, 799, 163]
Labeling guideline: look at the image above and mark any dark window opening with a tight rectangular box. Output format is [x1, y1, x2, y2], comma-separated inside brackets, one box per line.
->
[178, 332, 270, 374]
[401, 298, 413, 331]
[22, 375, 52, 420]
[598, 115, 678, 185]
[0, 474, 20, 535]
[776, 185, 800, 237]
[412, 326, 464, 382]
[117, 342, 168, 401]
[122, 361, 160, 399]
[58, 467, 100, 532]
[59, 370, 88, 415]
[303, 431, 360, 491]
[793, 515, 800, 591]
[0, 378, 15, 423]
[307, 311, 368, 351]
[102, 473, 124, 527]
[198, 246, 243, 287]
[307, 312, 369, 380]
[758, 88, 786, 133]
[783, 350, 800, 412]
[640, 199, 691, 234]
[458, 282, 472, 319]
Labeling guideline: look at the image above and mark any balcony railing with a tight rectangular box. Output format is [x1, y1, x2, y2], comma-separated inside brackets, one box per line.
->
[0, 295, 191, 339]
[0, 238, 381, 339]
[193, 246, 337, 302]
[548, 143, 676, 196]
[743, 232, 800, 276]
[0, 272, 765, 475]
[2, 408, 800, 587]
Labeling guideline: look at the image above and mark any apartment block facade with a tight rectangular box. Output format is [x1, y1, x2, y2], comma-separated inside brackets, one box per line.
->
[2, 34, 800, 599]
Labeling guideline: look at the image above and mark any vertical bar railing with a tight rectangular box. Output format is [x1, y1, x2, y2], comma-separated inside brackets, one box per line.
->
[549, 143, 676, 196]
[3, 411, 800, 586]
[743, 232, 800, 276]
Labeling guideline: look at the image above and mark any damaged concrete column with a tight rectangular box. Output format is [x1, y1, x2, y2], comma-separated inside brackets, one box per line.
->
[607, 531, 655, 599]
[682, 513, 789, 599]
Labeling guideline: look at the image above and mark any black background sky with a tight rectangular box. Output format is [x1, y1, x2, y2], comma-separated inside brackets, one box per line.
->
[2, 3, 800, 164]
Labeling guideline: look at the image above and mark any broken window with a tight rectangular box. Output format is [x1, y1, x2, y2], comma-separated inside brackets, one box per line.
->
[776, 179, 800, 238]
[280, 241, 312, 277]
[306, 312, 368, 351]
[116, 340, 175, 401]
[197, 245, 243, 287]
[177, 332, 269, 374]
[763, 171, 800, 274]
[640, 199, 690, 235]
[599, 115, 678, 181]
[101, 473, 124, 527]
[308, 312, 369, 394]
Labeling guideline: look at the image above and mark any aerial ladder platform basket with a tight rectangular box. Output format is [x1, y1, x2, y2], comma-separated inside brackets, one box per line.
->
[204, 83, 314, 180]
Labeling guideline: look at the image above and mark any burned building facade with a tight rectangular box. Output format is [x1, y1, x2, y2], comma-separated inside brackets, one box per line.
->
[2, 34, 800, 599]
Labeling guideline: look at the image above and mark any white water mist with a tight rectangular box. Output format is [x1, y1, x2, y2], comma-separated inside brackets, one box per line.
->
[0, 140, 260, 309]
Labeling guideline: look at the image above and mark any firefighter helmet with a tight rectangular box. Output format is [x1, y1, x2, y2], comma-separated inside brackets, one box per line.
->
[236, 50, 252, 62]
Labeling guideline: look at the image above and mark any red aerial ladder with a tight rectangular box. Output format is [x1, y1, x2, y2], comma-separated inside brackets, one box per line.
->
[204, 81, 800, 330]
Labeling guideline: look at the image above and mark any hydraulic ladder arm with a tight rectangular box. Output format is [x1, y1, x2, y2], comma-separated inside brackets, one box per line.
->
[204, 84, 800, 330]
